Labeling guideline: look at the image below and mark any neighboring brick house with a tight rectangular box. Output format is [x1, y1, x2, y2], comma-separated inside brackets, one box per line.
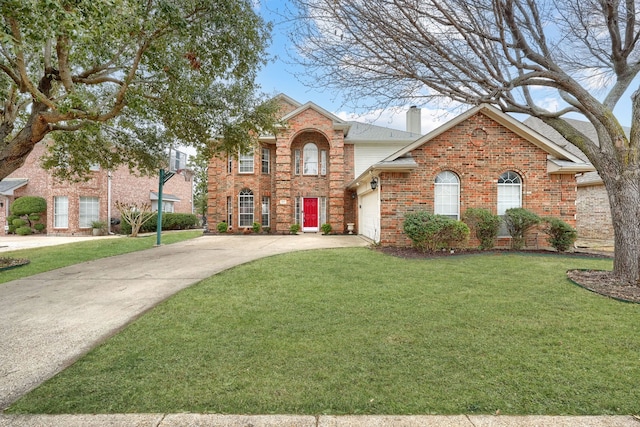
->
[523, 117, 621, 241]
[207, 95, 594, 247]
[0, 140, 193, 236]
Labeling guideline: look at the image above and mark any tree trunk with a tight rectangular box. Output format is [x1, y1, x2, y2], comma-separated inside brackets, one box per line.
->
[603, 171, 640, 285]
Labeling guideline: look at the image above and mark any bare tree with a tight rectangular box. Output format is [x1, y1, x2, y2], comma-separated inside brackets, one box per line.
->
[290, 0, 640, 285]
[115, 201, 154, 238]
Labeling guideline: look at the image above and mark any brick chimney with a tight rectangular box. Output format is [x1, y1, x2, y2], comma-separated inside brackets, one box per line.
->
[406, 106, 421, 134]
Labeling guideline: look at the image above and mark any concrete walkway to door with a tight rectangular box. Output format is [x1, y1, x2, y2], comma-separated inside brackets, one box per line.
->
[0, 234, 369, 411]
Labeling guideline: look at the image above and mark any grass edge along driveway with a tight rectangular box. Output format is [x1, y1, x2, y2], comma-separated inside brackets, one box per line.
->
[0, 230, 203, 284]
[7, 248, 640, 416]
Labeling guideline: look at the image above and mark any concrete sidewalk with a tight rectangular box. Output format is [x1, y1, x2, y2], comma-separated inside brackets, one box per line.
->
[0, 234, 636, 427]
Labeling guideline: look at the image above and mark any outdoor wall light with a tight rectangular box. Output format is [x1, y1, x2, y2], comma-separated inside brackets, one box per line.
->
[370, 177, 378, 190]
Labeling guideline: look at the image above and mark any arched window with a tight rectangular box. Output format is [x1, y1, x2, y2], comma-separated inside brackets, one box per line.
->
[497, 171, 522, 236]
[303, 143, 318, 175]
[434, 171, 460, 219]
[238, 189, 254, 227]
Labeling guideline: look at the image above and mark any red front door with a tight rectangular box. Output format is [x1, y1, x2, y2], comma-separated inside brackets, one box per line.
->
[303, 198, 319, 230]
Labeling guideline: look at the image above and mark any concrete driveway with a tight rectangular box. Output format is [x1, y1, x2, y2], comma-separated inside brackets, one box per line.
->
[0, 234, 369, 410]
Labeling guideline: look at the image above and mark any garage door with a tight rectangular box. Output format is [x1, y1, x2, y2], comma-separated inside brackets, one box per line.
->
[359, 190, 380, 243]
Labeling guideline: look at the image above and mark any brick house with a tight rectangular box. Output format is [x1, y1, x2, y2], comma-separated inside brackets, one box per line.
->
[207, 95, 594, 247]
[0, 140, 193, 236]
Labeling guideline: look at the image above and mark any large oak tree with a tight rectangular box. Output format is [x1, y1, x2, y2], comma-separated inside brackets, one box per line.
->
[291, 0, 640, 285]
[0, 0, 277, 181]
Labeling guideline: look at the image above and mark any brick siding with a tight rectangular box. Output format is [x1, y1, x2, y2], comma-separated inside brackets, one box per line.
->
[1, 141, 193, 236]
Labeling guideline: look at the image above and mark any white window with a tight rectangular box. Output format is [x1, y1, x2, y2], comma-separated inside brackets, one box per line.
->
[227, 155, 233, 174]
[320, 197, 327, 225]
[320, 150, 327, 176]
[79, 196, 99, 228]
[261, 196, 270, 227]
[497, 171, 522, 236]
[238, 150, 254, 174]
[434, 171, 460, 219]
[152, 200, 174, 213]
[261, 147, 270, 174]
[54, 196, 69, 228]
[294, 149, 301, 175]
[238, 189, 254, 227]
[294, 196, 301, 225]
[227, 196, 233, 227]
[303, 143, 318, 175]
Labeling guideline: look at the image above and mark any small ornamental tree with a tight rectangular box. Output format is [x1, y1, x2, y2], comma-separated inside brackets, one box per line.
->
[114, 201, 154, 237]
[463, 208, 501, 250]
[503, 208, 541, 250]
[10, 196, 46, 233]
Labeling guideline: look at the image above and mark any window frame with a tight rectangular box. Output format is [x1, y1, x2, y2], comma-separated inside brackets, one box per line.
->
[238, 189, 254, 227]
[434, 171, 460, 220]
[238, 150, 254, 174]
[261, 147, 270, 174]
[54, 196, 69, 229]
[497, 171, 523, 236]
[79, 196, 99, 228]
[303, 143, 319, 175]
[261, 196, 270, 227]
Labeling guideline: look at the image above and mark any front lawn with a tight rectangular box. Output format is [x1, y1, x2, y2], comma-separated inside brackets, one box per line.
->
[7, 249, 640, 415]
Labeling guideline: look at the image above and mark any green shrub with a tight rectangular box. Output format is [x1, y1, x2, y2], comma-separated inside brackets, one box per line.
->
[6, 215, 18, 234]
[121, 213, 199, 235]
[217, 222, 229, 233]
[28, 214, 41, 222]
[34, 223, 46, 232]
[10, 196, 46, 216]
[403, 211, 469, 252]
[503, 208, 541, 250]
[12, 218, 27, 228]
[542, 217, 577, 252]
[252, 222, 262, 233]
[463, 208, 501, 250]
[320, 223, 332, 235]
[289, 223, 300, 234]
[16, 226, 32, 235]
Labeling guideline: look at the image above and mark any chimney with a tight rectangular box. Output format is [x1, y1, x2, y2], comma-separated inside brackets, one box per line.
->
[406, 106, 421, 134]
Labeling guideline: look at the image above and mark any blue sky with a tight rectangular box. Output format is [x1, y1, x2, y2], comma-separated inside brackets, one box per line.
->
[255, 1, 635, 131]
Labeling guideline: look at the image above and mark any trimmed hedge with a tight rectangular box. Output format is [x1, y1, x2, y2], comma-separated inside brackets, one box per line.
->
[10, 196, 46, 216]
[463, 208, 501, 250]
[403, 211, 469, 252]
[120, 213, 198, 234]
[542, 217, 577, 252]
[503, 208, 541, 250]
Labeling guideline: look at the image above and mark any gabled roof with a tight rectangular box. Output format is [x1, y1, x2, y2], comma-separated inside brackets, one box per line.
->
[347, 104, 595, 190]
[345, 121, 420, 142]
[388, 104, 587, 163]
[0, 178, 29, 196]
[280, 100, 351, 133]
[274, 93, 302, 109]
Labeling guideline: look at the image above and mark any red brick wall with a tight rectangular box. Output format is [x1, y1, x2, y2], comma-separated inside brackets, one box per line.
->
[378, 112, 578, 248]
[207, 104, 352, 233]
[2, 140, 193, 236]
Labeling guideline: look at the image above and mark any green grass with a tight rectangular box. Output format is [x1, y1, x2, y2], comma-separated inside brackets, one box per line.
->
[0, 230, 203, 284]
[7, 249, 640, 415]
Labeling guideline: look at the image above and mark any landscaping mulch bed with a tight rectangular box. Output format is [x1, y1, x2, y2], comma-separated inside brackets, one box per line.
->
[378, 246, 640, 304]
[0, 257, 30, 271]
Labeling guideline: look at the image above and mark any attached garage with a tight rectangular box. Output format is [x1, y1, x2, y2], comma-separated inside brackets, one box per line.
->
[357, 186, 380, 243]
